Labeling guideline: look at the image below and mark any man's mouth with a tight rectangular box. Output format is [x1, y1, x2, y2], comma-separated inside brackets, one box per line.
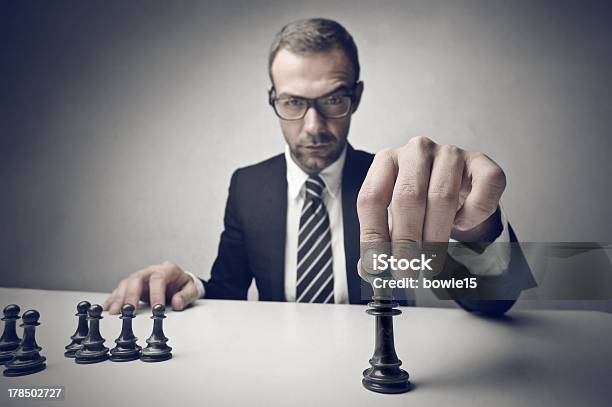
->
[303, 144, 331, 150]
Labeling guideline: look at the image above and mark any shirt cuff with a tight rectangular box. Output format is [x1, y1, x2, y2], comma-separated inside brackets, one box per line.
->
[184, 271, 205, 300]
[448, 204, 512, 277]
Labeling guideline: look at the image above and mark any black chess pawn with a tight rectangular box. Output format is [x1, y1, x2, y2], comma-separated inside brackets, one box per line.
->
[3, 310, 46, 377]
[64, 301, 91, 358]
[0, 305, 21, 365]
[140, 304, 172, 362]
[75, 304, 109, 364]
[110, 304, 141, 362]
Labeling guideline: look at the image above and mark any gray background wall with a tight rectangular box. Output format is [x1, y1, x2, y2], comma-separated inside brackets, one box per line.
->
[2, 0, 611, 294]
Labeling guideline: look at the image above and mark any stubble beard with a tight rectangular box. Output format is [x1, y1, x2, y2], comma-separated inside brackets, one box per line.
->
[290, 138, 346, 175]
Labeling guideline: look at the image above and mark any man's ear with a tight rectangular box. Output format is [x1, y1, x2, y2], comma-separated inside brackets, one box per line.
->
[268, 86, 275, 105]
[351, 81, 364, 113]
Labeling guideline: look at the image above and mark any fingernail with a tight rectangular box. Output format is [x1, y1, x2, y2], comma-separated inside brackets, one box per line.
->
[173, 296, 184, 311]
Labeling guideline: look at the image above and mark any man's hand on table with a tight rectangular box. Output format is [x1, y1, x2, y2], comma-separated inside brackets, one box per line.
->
[356, 136, 506, 279]
[103, 261, 200, 314]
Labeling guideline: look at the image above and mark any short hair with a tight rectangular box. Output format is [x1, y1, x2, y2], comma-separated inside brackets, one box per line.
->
[268, 18, 360, 84]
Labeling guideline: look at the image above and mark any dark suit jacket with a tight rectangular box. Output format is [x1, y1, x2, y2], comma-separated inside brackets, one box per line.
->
[202, 144, 533, 315]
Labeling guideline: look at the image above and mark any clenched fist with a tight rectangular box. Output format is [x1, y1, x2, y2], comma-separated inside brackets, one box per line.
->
[357, 136, 506, 247]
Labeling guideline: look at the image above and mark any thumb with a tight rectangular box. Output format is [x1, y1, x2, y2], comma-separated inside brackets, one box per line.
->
[170, 280, 199, 311]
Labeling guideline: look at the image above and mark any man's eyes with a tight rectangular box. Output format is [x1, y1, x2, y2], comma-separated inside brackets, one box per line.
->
[281, 98, 306, 107]
[320, 95, 344, 105]
[278, 95, 347, 106]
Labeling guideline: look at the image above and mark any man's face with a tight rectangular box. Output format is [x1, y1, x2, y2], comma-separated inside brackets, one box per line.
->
[271, 48, 363, 174]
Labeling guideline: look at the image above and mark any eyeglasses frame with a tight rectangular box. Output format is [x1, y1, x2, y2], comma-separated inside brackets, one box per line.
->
[268, 83, 359, 121]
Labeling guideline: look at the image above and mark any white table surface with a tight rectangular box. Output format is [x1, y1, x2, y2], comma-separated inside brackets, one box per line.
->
[0, 287, 611, 407]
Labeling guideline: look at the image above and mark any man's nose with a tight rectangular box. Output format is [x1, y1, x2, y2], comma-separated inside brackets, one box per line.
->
[302, 105, 326, 135]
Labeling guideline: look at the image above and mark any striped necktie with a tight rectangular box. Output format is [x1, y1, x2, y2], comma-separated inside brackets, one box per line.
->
[296, 175, 334, 303]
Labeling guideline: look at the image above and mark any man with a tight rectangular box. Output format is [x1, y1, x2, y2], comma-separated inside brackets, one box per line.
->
[104, 18, 531, 316]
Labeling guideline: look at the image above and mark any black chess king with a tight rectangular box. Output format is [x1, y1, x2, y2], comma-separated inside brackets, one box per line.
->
[359, 259, 411, 394]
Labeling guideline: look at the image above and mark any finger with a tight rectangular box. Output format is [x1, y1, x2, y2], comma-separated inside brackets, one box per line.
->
[390, 137, 433, 243]
[124, 274, 145, 311]
[103, 288, 117, 311]
[454, 153, 506, 231]
[148, 268, 169, 308]
[423, 144, 464, 242]
[357, 148, 398, 243]
[109, 279, 128, 315]
[171, 278, 199, 311]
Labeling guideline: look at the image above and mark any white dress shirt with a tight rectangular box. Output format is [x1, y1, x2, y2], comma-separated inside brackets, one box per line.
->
[284, 144, 350, 303]
[191, 145, 512, 302]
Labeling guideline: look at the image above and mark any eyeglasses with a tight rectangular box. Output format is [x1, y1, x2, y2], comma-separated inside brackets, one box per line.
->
[268, 86, 357, 120]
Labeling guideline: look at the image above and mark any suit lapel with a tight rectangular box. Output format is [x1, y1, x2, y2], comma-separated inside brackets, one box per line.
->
[258, 154, 288, 301]
[342, 144, 373, 304]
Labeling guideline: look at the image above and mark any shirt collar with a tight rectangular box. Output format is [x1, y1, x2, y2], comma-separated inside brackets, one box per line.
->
[285, 143, 347, 200]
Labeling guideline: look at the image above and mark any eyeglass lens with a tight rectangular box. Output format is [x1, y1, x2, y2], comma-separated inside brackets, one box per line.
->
[275, 95, 352, 119]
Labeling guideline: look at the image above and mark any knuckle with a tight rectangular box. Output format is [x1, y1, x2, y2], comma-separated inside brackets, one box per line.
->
[428, 188, 456, 205]
[428, 177, 456, 199]
[143, 265, 158, 276]
[127, 272, 142, 282]
[360, 228, 389, 243]
[150, 270, 167, 281]
[472, 199, 498, 215]
[470, 152, 506, 190]
[488, 166, 507, 188]
[357, 184, 387, 208]
[438, 143, 461, 157]
[161, 260, 179, 271]
[472, 151, 487, 161]
[407, 135, 434, 150]
[392, 237, 420, 245]
[392, 182, 426, 205]
[374, 147, 394, 162]
[478, 166, 506, 191]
